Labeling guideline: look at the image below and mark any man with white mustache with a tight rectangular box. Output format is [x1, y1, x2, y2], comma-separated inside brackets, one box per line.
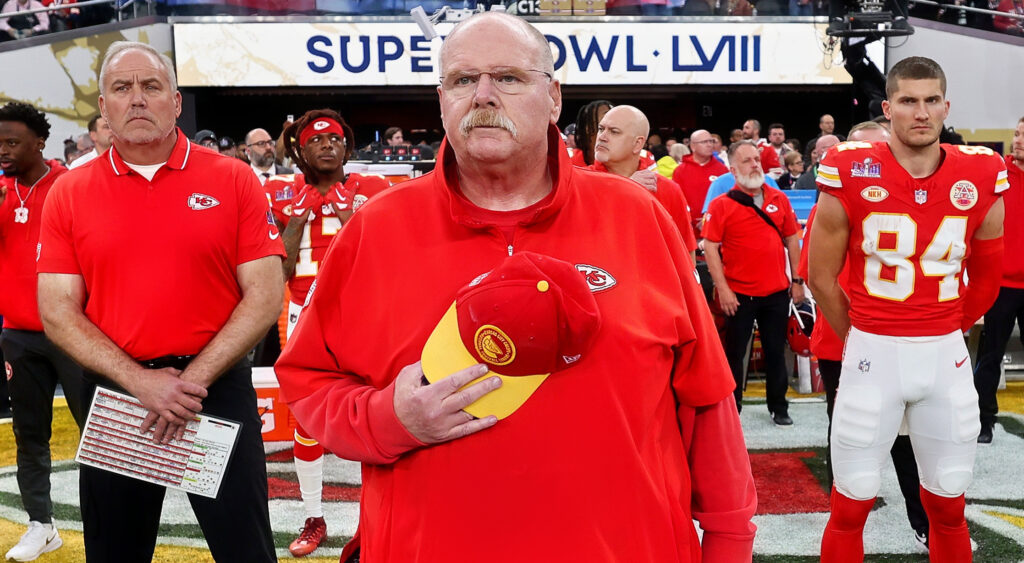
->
[275, 12, 756, 563]
[703, 140, 806, 425]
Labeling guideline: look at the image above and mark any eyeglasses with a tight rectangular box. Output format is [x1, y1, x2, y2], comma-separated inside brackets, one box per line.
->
[692, 139, 716, 145]
[247, 140, 274, 148]
[439, 68, 552, 97]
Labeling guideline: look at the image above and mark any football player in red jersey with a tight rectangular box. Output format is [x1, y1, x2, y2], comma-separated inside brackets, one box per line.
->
[271, 109, 389, 557]
[810, 57, 1008, 562]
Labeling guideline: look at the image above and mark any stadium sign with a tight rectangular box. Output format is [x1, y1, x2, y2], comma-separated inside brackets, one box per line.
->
[173, 22, 853, 87]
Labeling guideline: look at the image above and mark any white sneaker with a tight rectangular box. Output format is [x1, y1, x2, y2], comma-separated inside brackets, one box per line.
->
[4, 521, 62, 561]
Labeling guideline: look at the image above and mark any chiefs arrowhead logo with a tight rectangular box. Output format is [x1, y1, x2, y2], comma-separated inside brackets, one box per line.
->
[188, 193, 220, 210]
[575, 264, 617, 293]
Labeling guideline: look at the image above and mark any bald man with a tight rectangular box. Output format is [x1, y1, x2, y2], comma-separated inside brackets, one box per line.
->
[592, 105, 697, 262]
[794, 134, 840, 190]
[673, 129, 729, 231]
[245, 127, 293, 184]
[804, 114, 845, 166]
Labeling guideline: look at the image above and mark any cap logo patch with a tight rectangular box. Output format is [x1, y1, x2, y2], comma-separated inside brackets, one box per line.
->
[860, 186, 888, 202]
[950, 180, 977, 210]
[188, 193, 220, 210]
[475, 325, 516, 366]
[313, 120, 330, 131]
[575, 264, 617, 293]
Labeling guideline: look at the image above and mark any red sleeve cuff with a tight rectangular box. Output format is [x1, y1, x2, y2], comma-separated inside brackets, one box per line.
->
[700, 532, 754, 563]
[366, 379, 428, 460]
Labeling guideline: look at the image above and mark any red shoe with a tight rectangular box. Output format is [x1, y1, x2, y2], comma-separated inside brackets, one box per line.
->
[289, 516, 327, 557]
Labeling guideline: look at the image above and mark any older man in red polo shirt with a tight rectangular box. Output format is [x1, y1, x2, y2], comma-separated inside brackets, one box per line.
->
[703, 140, 805, 425]
[36, 41, 283, 562]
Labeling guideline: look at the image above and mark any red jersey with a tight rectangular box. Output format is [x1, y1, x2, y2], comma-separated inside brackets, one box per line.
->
[703, 185, 801, 296]
[817, 141, 1008, 336]
[797, 205, 845, 361]
[589, 160, 697, 252]
[1000, 155, 1024, 288]
[275, 126, 755, 563]
[0, 160, 66, 330]
[267, 173, 389, 305]
[672, 154, 729, 227]
[37, 130, 286, 360]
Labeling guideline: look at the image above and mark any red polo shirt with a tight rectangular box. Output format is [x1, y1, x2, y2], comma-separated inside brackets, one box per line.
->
[703, 185, 800, 296]
[1001, 155, 1024, 288]
[0, 160, 66, 330]
[589, 160, 697, 252]
[672, 154, 729, 227]
[38, 129, 285, 360]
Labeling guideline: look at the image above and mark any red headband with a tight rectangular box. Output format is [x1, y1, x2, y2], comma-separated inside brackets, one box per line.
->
[298, 118, 346, 147]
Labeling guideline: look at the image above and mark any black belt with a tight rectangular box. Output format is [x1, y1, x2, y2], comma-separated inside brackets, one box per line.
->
[139, 355, 196, 370]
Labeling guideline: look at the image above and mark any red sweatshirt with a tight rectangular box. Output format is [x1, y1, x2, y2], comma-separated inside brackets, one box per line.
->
[672, 154, 730, 229]
[275, 126, 756, 563]
[589, 159, 698, 252]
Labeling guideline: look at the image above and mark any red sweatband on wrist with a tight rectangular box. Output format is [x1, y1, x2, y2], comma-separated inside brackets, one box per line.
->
[298, 118, 345, 147]
[961, 236, 1004, 331]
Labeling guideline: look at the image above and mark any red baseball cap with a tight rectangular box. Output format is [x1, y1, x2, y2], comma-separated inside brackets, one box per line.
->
[421, 252, 601, 420]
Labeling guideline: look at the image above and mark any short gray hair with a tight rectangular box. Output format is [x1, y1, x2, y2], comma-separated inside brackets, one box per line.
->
[99, 41, 178, 95]
[727, 139, 758, 159]
[669, 143, 689, 160]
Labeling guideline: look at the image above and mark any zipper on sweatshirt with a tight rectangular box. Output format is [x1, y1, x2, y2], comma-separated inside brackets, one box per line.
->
[507, 244, 513, 256]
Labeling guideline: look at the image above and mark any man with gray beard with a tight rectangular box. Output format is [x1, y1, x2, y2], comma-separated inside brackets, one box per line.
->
[703, 140, 806, 425]
[245, 126, 293, 184]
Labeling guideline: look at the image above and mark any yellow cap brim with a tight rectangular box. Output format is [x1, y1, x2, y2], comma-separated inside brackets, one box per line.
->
[421, 302, 548, 420]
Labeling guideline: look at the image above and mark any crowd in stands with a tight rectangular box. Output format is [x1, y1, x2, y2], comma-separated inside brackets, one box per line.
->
[0, 0, 1020, 43]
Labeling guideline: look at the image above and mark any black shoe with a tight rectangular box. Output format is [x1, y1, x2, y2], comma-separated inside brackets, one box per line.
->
[771, 412, 793, 426]
[0, 406, 11, 423]
[978, 423, 993, 444]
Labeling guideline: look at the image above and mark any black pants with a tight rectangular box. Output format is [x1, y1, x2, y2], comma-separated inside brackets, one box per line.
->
[820, 359, 928, 534]
[1, 329, 85, 524]
[79, 359, 276, 563]
[724, 289, 790, 414]
[974, 287, 1024, 427]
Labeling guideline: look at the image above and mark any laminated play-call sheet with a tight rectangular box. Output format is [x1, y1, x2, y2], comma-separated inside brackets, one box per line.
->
[75, 387, 240, 499]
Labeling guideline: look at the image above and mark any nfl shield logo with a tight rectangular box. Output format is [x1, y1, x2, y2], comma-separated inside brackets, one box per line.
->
[914, 189, 928, 204]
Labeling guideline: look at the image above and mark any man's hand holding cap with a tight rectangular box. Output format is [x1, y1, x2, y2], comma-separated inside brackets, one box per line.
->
[421, 252, 601, 420]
